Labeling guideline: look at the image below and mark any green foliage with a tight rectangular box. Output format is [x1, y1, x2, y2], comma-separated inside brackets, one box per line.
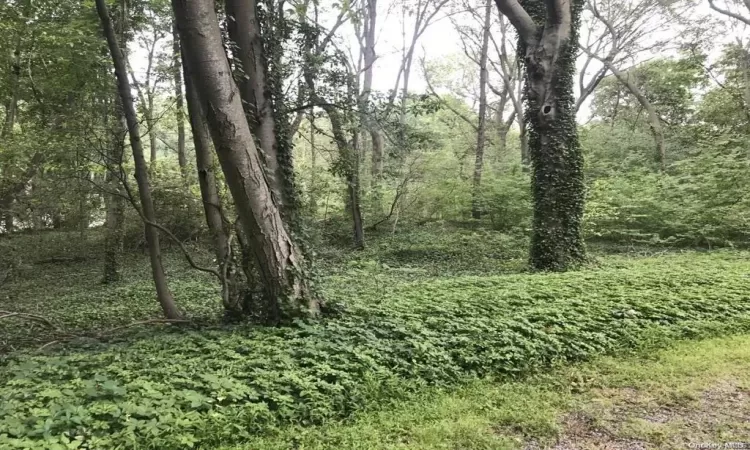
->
[584, 134, 750, 246]
[4, 230, 750, 448]
[592, 55, 706, 127]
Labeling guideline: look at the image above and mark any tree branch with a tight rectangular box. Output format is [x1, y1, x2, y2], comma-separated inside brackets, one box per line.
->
[493, 0, 538, 44]
[707, 0, 750, 26]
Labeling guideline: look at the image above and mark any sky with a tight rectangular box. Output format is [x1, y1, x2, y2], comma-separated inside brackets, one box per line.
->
[130, 0, 749, 123]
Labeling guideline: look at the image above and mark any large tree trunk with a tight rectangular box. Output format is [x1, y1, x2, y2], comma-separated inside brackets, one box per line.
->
[173, 0, 319, 321]
[225, 0, 286, 207]
[182, 43, 243, 314]
[96, 0, 182, 319]
[172, 22, 187, 176]
[495, 0, 586, 271]
[471, 0, 492, 220]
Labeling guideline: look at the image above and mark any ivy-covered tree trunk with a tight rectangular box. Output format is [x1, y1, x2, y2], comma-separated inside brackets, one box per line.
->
[495, 0, 586, 271]
[173, 0, 319, 321]
[96, 0, 183, 319]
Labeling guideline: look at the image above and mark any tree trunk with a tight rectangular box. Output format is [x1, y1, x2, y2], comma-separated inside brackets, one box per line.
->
[495, 0, 586, 271]
[359, 0, 385, 213]
[103, 105, 126, 284]
[519, 120, 529, 167]
[1, 33, 22, 139]
[147, 98, 157, 164]
[173, 22, 187, 176]
[96, 0, 182, 319]
[301, 25, 365, 249]
[471, 0, 492, 220]
[309, 115, 318, 215]
[182, 43, 242, 314]
[225, 0, 286, 208]
[173, 0, 319, 321]
[593, 55, 666, 171]
[348, 133, 365, 250]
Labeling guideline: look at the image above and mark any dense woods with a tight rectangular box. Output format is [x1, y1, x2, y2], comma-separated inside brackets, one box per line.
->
[3, 0, 750, 448]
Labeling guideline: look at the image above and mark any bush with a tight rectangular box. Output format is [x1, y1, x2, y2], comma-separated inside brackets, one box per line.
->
[3, 250, 750, 449]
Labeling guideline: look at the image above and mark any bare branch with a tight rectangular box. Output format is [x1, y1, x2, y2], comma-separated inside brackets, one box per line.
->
[707, 0, 750, 26]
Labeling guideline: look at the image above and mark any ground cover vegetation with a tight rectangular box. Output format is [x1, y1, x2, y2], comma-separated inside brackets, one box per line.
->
[1, 0, 750, 448]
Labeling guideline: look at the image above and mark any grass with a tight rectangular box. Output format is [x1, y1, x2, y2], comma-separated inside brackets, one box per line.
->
[2, 227, 750, 449]
[224, 334, 750, 449]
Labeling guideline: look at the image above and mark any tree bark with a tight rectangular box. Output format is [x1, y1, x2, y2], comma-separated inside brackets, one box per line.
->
[495, 0, 586, 271]
[103, 109, 126, 284]
[182, 43, 240, 313]
[1, 33, 22, 139]
[96, 0, 182, 319]
[358, 0, 385, 210]
[173, 22, 187, 176]
[173, 0, 319, 321]
[225, 0, 284, 207]
[471, 0, 492, 220]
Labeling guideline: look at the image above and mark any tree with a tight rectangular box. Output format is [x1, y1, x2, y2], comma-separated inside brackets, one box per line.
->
[355, 0, 386, 208]
[494, 0, 586, 270]
[488, 16, 526, 165]
[172, 0, 320, 321]
[472, 0, 492, 219]
[95, 0, 183, 319]
[181, 45, 237, 313]
[576, 0, 687, 170]
[299, 6, 366, 249]
[172, 21, 187, 176]
[225, 0, 285, 210]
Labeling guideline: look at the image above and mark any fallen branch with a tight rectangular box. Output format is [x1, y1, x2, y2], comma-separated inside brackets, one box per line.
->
[0, 310, 62, 331]
[1, 310, 191, 351]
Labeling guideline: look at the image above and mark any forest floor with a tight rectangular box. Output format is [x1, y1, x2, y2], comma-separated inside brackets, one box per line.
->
[231, 334, 750, 449]
[2, 225, 750, 449]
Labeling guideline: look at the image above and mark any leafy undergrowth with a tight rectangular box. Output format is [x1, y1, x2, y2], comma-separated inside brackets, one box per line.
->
[2, 230, 750, 448]
[0, 231, 222, 352]
[222, 334, 750, 449]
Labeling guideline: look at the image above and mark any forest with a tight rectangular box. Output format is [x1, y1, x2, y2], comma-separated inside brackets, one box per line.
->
[2, 0, 750, 448]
